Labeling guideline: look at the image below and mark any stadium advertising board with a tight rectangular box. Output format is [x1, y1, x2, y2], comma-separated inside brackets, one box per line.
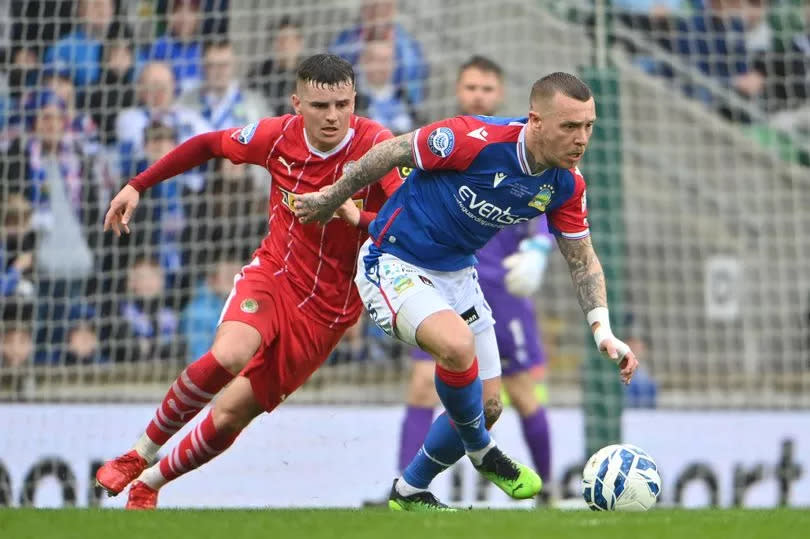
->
[0, 406, 806, 508]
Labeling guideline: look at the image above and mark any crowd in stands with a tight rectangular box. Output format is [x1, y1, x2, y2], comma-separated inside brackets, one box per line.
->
[612, 0, 810, 160]
[2, 0, 807, 385]
[0, 0, 425, 379]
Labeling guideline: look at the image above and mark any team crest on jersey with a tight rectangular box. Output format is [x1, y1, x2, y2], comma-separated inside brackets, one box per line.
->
[233, 122, 258, 145]
[528, 184, 555, 212]
[581, 190, 587, 212]
[427, 127, 455, 158]
[240, 298, 259, 313]
[398, 166, 414, 181]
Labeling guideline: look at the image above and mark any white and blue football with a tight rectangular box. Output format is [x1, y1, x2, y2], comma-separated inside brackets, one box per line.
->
[582, 443, 661, 511]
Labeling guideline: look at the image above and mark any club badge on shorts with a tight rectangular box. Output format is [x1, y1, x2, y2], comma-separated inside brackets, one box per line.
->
[240, 298, 259, 313]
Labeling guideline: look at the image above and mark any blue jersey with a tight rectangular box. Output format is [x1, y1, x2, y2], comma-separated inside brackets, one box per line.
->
[366, 115, 589, 271]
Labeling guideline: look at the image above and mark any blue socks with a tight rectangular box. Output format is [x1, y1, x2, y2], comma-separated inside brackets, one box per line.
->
[402, 412, 465, 488]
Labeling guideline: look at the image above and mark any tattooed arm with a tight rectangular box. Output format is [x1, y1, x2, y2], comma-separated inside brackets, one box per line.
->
[294, 132, 415, 224]
[556, 235, 607, 315]
[557, 235, 639, 384]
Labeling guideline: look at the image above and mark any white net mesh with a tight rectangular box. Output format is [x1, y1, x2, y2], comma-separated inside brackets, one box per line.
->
[1, 0, 809, 409]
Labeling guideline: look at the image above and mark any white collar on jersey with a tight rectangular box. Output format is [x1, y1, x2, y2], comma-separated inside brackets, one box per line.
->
[516, 124, 547, 176]
[303, 126, 356, 159]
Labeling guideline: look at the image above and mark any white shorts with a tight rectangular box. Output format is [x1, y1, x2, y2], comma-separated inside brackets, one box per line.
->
[356, 239, 501, 379]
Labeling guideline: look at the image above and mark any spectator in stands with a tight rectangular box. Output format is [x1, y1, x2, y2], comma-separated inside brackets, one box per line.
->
[0, 192, 36, 299]
[610, 0, 693, 57]
[115, 256, 184, 362]
[0, 301, 36, 398]
[82, 38, 137, 146]
[179, 39, 269, 132]
[330, 0, 428, 107]
[622, 315, 658, 408]
[42, 64, 101, 154]
[735, 3, 810, 132]
[2, 90, 106, 359]
[63, 304, 108, 364]
[115, 61, 210, 186]
[355, 40, 419, 134]
[181, 256, 241, 364]
[0, 321, 33, 369]
[673, 1, 750, 81]
[1, 46, 39, 146]
[247, 17, 304, 116]
[3, 91, 102, 286]
[43, 0, 132, 87]
[140, 0, 205, 94]
[9, 1, 73, 59]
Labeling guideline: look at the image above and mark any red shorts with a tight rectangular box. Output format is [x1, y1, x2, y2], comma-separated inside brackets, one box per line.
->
[219, 258, 346, 412]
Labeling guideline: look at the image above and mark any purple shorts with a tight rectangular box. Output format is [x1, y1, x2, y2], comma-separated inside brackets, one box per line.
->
[411, 280, 545, 376]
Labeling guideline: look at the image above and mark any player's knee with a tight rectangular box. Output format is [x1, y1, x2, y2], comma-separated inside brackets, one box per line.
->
[211, 324, 261, 374]
[212, 402, 252, 433]
[484, 396, 503, 429]
[432, 329, 476, 371]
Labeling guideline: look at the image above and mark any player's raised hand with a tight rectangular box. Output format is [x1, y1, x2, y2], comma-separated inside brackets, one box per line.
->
[104, 184, 140, 237]
[294, 190, 340, 225]
[597, 336, 638, 385]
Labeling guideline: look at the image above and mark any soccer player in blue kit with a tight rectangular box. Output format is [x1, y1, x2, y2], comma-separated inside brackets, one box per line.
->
[395, 56, 556, 507]
[295, 71, 639, 510]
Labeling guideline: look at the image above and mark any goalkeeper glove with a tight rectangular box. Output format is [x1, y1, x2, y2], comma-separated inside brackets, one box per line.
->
[502, 234, 553, 297]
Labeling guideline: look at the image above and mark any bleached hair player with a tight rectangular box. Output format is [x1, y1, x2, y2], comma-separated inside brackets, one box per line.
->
[294, 71, 639, 510]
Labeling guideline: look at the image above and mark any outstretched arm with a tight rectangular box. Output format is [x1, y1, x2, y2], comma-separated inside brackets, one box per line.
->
[294, 132, 415, 224]
[557, 235, 638, 384]
[104, 131, 226, 236]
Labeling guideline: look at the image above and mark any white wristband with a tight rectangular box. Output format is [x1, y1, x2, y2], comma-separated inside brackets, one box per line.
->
[586, 306, 613, 347]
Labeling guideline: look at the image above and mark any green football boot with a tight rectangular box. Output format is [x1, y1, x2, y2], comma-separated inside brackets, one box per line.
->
[387, 479, 457, 512]
[474, 446, 543, 499]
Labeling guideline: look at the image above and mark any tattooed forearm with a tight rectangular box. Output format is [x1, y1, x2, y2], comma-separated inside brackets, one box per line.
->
[321, 132, 415, 209]
[556, 235, 607, 315]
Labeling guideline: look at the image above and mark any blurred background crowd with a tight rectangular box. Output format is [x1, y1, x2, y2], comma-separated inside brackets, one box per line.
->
[1, 0, 809, 407]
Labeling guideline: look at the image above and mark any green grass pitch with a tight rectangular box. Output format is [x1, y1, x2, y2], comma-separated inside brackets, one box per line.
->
[2, 508, 808, 539]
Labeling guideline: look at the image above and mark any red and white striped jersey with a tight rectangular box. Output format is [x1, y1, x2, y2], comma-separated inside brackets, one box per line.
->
[220, 114, 401, 328]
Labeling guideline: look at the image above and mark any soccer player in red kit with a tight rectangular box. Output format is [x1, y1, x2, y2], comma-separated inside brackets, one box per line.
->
[95, 54, 402, 509]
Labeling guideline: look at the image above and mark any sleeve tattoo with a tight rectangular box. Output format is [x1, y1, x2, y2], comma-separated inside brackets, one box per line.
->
[321, 132, 415, 209]
[556, 235, 608, 315]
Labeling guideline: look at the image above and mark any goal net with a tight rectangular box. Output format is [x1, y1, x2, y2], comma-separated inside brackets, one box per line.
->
[1, 0, 809, 409]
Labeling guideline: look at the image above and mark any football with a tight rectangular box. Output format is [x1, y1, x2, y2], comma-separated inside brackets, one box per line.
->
[582, 444, 661, 511]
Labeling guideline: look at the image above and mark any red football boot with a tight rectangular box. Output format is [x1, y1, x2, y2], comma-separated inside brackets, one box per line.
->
[125, 481, 158, 510]
[95, 450, 149, 496]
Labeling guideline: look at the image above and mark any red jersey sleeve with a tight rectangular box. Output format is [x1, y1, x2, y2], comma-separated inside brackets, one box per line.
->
[219, 116, 287, 166]
[547, 167, 590, 240]
[411, 116, 485, 171]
